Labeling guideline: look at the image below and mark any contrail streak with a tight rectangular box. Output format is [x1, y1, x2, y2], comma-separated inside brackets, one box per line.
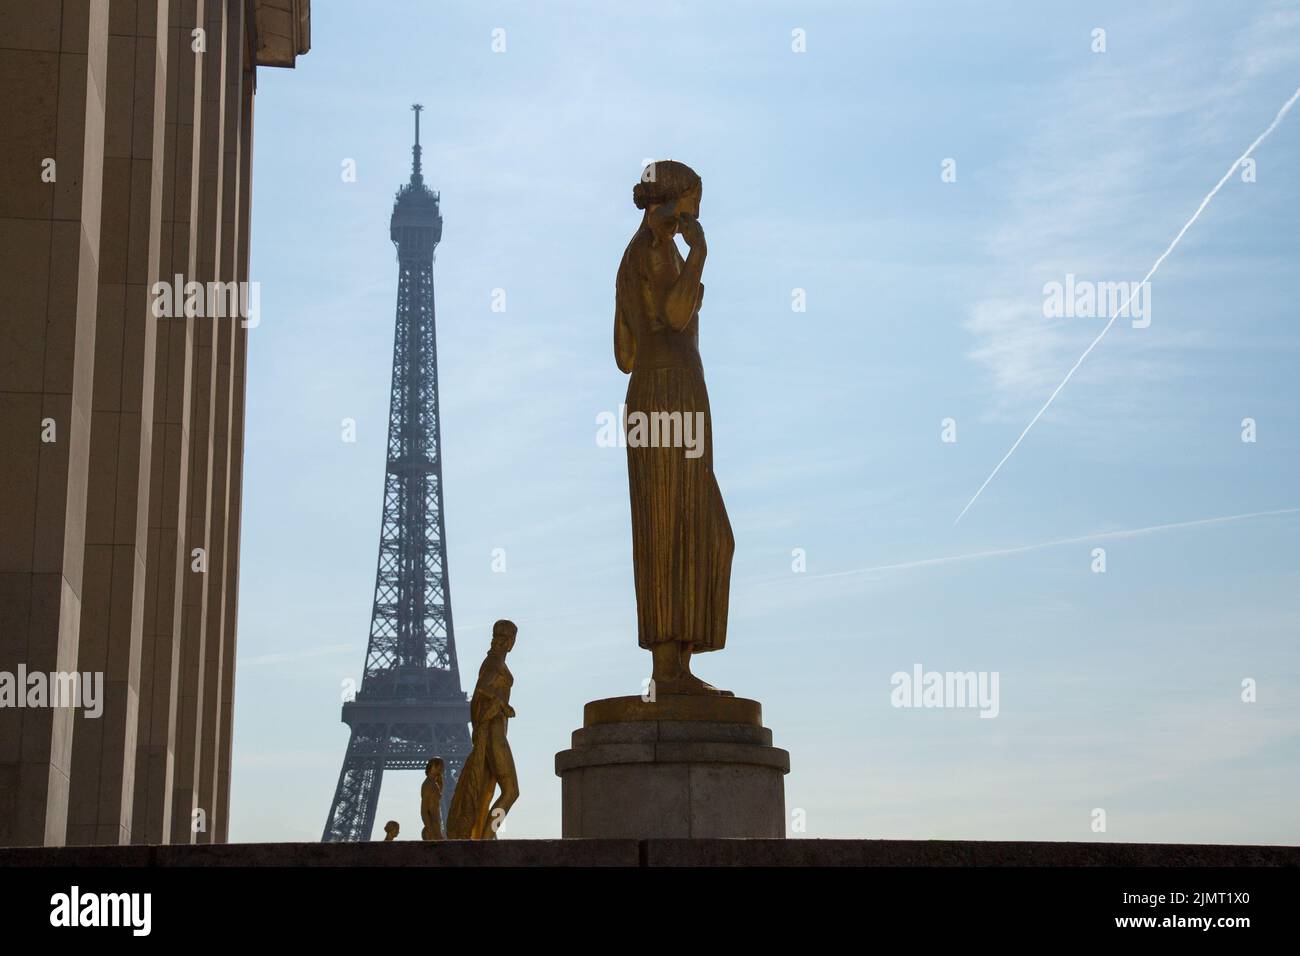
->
[805, 507, 1300, 581]
[955, 86, 1300, 525]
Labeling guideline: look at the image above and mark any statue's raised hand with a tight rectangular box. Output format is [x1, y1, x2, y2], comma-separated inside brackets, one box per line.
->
[678, 212, 706, 253]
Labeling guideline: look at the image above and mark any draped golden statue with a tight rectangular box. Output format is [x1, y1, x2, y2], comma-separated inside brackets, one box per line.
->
[615, 161, 735, 696]
[446, 621, 519, 839]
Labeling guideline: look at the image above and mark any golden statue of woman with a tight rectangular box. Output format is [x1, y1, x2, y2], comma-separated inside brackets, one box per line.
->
[615, 161, 735, 696]
[446, 620, 519, 839]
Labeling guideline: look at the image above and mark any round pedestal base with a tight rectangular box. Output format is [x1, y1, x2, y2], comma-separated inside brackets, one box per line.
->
[555, 696, 790, 838]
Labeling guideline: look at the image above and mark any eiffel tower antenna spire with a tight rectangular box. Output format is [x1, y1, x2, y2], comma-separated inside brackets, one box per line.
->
[410, 102, 423, 184]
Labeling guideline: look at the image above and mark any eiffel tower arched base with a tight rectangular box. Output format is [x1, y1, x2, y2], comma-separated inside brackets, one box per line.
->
[322, 698, 472, 842]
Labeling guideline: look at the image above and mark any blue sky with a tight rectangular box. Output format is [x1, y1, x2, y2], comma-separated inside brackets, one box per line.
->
[231, 1, 1300, 843]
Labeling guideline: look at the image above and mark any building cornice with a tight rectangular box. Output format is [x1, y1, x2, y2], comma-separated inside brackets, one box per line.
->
[252, 0, 310, 68]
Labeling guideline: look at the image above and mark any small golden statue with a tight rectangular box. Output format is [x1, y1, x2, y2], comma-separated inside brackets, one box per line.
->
[382, 820, 400, 841]
[420, 757, 445, 841]
[615, 160, 734, 696]
[446, 620, 520, 839]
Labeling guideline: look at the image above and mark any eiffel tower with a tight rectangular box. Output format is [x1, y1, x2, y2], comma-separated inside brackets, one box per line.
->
[322, 105, 470, 842]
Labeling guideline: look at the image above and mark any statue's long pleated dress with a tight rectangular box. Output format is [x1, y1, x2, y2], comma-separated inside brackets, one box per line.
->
[617, 237, 735, 654]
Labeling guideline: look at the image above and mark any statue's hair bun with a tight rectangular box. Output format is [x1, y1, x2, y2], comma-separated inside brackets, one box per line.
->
[632, 160, 701, 209]
[632, 181, 656, 210]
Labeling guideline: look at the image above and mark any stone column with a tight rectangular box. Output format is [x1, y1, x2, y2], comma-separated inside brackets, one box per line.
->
[132, 0, 204, 845]
[0, 0, 111, 847]
[214, 72, 252, 843]
[65, 0, 171, 848]
[170, 0, 225, 843]
[195, 0, 244, 842]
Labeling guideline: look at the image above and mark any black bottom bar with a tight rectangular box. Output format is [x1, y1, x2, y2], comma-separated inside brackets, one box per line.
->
[1, 857, 1290, 941]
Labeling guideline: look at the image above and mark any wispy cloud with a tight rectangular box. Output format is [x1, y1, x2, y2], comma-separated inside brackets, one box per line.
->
[743, 506, 1300, 586]
[958, 85, 1300, 522]
[962, 4, 1300, 425]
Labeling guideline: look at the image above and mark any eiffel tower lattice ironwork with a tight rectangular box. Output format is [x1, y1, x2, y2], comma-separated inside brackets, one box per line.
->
[322, 105, 470, 842]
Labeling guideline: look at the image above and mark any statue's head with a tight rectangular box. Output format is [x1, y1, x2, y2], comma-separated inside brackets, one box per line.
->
[425, 757, 443, 777]
[383, 820, 400, 839]
[634, 160, 702, 226]
[491, 619, 518, 654]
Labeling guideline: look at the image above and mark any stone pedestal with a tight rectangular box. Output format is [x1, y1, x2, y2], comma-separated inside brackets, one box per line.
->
[555, 695, 789, 838]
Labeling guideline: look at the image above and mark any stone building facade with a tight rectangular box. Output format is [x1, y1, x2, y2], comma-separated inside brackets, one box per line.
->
[0, 0, 310, 846]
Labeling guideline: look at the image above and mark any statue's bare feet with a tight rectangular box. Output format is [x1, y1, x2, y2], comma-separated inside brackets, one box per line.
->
[649, 642, 732, 696]
[654, 672, 730, 696]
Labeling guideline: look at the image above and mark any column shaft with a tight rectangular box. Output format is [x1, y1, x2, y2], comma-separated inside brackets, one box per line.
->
[215, 67, 253, 844]
[0, 0, 112, 847]
[196, 0, 244, 842]
[67, 0, 171, 848]
[169, 0, 225, 843]
[131, 0, 204, 845]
